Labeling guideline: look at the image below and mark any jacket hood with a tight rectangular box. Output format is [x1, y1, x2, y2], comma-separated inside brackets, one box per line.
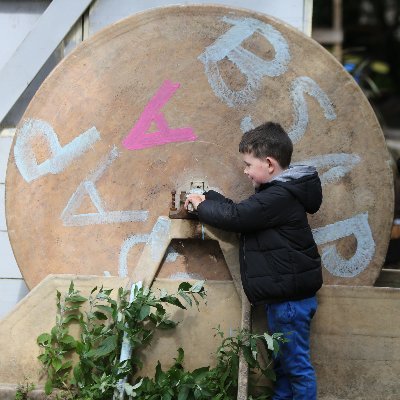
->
[270, 165, 322, 214]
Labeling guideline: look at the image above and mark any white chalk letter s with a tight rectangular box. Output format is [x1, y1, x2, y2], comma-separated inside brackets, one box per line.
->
[14, 118, 100, 182]
[199, 17, 291, 107]
[295, 153, 361, 186]
[312, 213, 375, 277]
[288, 77, 336, 144]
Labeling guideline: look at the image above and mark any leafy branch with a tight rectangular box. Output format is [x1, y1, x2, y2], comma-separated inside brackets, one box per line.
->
[36, 281, 283, 399]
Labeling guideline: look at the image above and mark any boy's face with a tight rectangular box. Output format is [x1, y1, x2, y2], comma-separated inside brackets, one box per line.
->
[242, 152, 272, 188]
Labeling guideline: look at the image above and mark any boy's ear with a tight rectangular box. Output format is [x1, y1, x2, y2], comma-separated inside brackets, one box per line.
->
[265, 156, 276, 172]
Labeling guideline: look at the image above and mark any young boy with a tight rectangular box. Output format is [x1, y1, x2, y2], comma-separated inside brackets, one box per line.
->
[185, 121, 323, 400]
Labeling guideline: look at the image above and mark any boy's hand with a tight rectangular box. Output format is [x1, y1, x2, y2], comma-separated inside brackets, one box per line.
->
[184, 194, 205, 210]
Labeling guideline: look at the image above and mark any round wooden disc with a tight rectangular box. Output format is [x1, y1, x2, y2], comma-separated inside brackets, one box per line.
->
[6, 5, 393, 288]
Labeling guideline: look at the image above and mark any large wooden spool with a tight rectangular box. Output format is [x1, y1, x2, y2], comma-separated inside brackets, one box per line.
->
[6, 5, 393, 289]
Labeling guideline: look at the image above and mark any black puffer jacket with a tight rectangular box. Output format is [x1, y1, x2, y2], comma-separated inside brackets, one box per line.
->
[197, 165, 323, 305]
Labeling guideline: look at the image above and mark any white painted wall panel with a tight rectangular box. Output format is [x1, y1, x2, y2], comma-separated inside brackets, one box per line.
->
[0, 231, 21, 278]
[88, 0, 307, 36]
[0, 1, 50, 71]
[0, 136, 12, 183]
[0, 0, 94, 125]
[0, 279, 29, 320]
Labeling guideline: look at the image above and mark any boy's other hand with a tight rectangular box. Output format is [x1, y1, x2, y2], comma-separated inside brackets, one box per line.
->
[184, 194, 205, 210]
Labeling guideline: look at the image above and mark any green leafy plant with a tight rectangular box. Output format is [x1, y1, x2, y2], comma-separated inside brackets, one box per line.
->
[37, 281, 283, 399]
[125, 327, 286, 400]
[15, 379, 35, 400]
[37, 280, 206, 399]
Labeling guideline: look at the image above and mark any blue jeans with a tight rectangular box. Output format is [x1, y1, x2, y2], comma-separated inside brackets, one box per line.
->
[266, 296, 317, 400]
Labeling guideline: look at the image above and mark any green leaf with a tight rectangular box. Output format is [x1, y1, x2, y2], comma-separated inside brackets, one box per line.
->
[37, 354, 48, 364]
[162, 393, 172, 400]
[44, 379, 53, 395]
[263, 333, 274, 351]
[90, 286, 98, 294]
[86, 335, 117, 359]
[60, 360, 73, 371]
[158, 319, 178, 330]
[242, 346, 256, 368]
[73, 364, 83, 383]
[96, 305, 114, 314]
[178, 385, 190, 400]
[67, 295, 87, 303]
[190, 281, 205, 293]
[174, 348, 184, 365]
[93, 311, 108, 320]
[262, 367, 276, 381]
[192, 366, 210, 383]
[163, 295, 186, 309]
[139, 304, 151, 321]
[177, 282, 191, 291]
[52, 357, 62, 372]
[155, 361, 164, 384]
[37, 333, 51, 345]
[273, 339, 280, 357]
[179, 292, 192, 307]
[60, 334, 76, 346]
[63, 314, 80, 324]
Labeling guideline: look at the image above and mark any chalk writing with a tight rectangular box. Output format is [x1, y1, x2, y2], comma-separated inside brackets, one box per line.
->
[14, 118, 100, 183]
[149, 217, 171, 261]
[118, 217, 171, 277]
[288, 76, 336, 144]
[295, 153, 361, 185]
[119, 234, 149, 278]
[122, 80, 197, 150]
[240, 116, 255, 133]
[61, 146, 149, 226]
[165, 245, 179, 262]
[198, 17, 290, 107]
[312, 212, 375, 277]
[168, 272, 205, 280]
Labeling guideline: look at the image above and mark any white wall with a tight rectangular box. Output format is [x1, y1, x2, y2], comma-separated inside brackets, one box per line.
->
[87, 0, 311, 36]
[0, 0, 310, 319]
[0, 135, 29, 319]
[0, 1, 50, 319]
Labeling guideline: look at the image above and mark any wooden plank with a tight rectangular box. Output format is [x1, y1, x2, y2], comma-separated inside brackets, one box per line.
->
[129, 219, 250, 400]
[0, 0, 94, 124]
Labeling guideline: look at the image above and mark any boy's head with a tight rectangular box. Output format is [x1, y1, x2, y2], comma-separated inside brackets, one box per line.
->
[239, 122, 293, 188]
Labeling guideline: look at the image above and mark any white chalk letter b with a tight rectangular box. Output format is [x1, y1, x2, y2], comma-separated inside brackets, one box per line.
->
[199, 17, 291, 107]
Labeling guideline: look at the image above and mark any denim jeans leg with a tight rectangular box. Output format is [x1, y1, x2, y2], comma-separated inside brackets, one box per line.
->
[266, 297, 318, 400]
[266, 304, 293, 400]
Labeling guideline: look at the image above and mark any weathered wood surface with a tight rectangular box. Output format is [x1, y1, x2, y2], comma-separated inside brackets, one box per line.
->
[5, 5, 393, 288]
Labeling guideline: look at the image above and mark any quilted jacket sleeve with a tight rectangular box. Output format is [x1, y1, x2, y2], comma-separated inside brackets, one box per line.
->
[197, 186, 291, 233]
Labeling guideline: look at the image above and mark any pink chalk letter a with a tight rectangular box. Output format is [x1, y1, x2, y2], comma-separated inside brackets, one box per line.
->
[122, 80, 197, 150]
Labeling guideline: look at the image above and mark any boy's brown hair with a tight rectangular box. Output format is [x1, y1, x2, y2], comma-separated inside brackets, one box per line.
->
[239, 122, 293, 168]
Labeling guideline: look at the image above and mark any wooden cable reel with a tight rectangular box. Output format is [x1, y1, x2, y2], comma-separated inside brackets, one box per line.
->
[5, 7, 394, 391]
[6, 5, 393, 288]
